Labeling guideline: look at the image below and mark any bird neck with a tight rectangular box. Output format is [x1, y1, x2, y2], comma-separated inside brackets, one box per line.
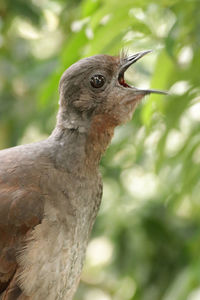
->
[50, 112, 117, 171]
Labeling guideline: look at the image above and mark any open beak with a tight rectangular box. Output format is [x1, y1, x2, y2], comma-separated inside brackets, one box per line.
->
[118, 50, 168, 96]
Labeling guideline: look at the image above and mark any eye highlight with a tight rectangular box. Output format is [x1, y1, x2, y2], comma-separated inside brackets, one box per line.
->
[90, 74, 105, 88]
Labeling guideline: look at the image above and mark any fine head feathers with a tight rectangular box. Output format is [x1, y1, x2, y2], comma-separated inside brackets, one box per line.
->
[57, 52, 167, 132]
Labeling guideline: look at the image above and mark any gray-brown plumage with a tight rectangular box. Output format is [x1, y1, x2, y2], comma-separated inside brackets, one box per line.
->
[0, 51, 166, 300]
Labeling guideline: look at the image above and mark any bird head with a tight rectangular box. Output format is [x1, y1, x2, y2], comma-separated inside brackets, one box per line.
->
[58, 51, 167, 132]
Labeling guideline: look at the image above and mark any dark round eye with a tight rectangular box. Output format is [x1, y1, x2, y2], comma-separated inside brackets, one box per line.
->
[90, 74, 105, 88]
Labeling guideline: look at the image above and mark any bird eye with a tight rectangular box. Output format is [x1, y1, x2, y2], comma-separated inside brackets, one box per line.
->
[90, 74, 105, 88]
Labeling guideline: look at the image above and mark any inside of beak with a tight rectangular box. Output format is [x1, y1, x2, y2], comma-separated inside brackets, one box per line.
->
[118, 50, 168, 95]
[118, 75, 131, 88]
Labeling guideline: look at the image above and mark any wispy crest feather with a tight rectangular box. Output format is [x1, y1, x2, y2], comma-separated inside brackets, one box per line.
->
[119, 48, 130, 64]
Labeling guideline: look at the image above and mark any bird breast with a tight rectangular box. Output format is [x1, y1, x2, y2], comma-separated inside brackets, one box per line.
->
[18, 205, 90, 299]
[17, 174, 102, 300]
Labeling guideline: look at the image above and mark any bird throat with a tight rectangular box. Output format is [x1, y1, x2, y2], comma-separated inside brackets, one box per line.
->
[85, 113, 118, 166]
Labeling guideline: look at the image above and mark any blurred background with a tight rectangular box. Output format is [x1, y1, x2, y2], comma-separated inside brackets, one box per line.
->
[0, 0, 200, 299]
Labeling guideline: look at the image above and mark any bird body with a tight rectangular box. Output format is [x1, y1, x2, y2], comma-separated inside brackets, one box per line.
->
[0, 133, 102, 300]
[0, 52, 166, 299]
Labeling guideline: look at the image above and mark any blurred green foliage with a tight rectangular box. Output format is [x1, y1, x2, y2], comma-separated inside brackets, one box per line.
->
[0, 0, 200, 299]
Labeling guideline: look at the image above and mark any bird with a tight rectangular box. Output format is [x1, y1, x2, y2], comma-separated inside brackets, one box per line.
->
[0, 50, 166, 300]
